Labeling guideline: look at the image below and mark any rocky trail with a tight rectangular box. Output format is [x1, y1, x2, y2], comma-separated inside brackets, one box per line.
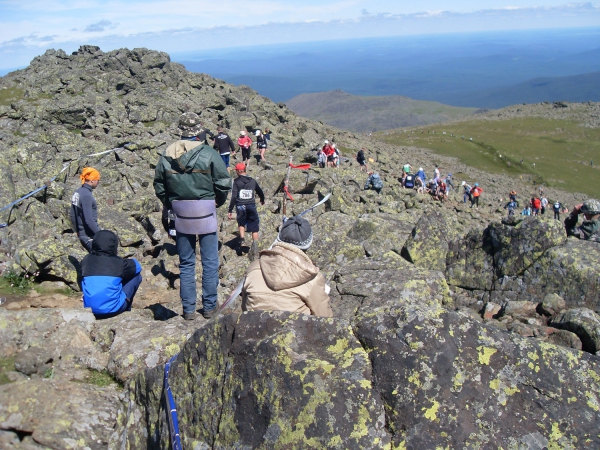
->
[0, 46, 599, 449]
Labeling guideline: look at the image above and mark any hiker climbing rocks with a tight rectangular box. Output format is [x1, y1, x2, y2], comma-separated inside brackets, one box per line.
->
[213, 126, 236, 170]
[461, 181, 472, 204]
[416, 167, 427, 183]
[356, 147, 368, 172]
[332, 143, 340, 168]
[403, 163, 413, 175]
[317, 148, 327, 168]
[154, 125, 232, 320]
[255, 129, 268, 161]
[237, 131, 253, 167]
[403, 171, 416, 190]
[531, 197, 541, 216]
[564, 199, 600, 242]
[177, 112, 214, 145]
[445, 174, 454, 193]
[81, 230, 142, 319]
[322, 140, 335, 168]
[541, 196, 548, 215]
[505, 199, 517, 217]
[242, 216, 333, 317]
[70, 167, 101, 252]
[553, 200, 563, 220]
[509, 190, 518, 203]
[364, 171, 383, 194]
[228, 163, 265, 261]
[470, 183, 483, 208]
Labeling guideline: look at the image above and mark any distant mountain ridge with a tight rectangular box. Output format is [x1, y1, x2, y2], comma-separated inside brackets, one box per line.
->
[285, 90, 478, 132]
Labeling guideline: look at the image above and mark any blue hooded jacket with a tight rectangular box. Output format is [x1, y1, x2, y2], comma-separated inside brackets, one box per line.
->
[81, 230, 141, 315]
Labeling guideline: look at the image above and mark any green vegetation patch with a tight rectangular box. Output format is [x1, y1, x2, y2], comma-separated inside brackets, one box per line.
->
[75, 369, 122, 388]
[0, 269, 35, 294]
[0, 86, 25, 106]
[379, 117, 600, 197]
[0, 357, 16, 385]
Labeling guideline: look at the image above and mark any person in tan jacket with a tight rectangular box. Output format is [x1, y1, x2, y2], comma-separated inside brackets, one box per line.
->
[242, 216, 333, 317]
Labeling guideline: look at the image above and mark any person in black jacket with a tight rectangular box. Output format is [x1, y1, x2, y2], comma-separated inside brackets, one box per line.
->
[228, 163, 265, 260]
[213, 126, 236, 170]
[81, 230, 142, 319]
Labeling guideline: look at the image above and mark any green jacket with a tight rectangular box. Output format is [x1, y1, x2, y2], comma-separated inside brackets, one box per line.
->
[564, 214, 600, 242]
[154, 141, 231, 208]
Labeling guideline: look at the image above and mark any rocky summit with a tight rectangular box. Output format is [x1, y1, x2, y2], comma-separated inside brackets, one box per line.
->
[0, 46, 599, 449]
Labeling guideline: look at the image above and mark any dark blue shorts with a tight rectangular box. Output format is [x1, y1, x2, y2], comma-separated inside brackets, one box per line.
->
[221, 153, 230, 167]
[236, 204, 259, 232]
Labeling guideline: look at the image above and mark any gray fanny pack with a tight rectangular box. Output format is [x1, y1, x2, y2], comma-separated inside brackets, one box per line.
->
[171, 200, 217, 235]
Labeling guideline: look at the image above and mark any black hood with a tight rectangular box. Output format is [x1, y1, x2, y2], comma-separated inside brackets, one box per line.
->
[91, 230, 119, 256]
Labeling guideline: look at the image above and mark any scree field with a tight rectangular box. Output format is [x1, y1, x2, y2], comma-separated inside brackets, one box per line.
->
[379, 116, 600, 197]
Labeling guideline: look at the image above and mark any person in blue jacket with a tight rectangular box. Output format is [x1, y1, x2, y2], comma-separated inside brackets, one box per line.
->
[81, 230, 143, 319]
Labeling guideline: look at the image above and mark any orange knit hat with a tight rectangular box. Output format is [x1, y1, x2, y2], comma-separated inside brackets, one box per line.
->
[80, 167, 100, 185]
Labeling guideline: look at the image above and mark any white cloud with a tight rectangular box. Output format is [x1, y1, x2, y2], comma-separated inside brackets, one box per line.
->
[1, 2, 599, 70]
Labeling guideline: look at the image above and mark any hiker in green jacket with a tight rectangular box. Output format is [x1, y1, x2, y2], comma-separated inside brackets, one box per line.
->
[564, 199, 600, 242]
[154, 118, 232, 320]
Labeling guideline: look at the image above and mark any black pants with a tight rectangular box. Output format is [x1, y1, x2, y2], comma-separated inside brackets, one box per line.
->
[554, 211, 560, 220]
[241, 147, 251, 161]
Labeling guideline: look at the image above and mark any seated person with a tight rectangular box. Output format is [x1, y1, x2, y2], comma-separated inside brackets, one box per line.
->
[81, 230, 143, 319]
[364, 171, 383, 194]
[242, 217, 333, 317]
[564, 199, 600, 242]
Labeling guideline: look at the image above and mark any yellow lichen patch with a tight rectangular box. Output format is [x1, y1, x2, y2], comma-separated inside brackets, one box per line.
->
[150, 337, 164, 346]
[585, 392, 600, 412]
[165, 343, 180, 357]
[527, 351, 539, 361]
[408, 370, 422, 387]
[504, 386, 520, 397]
[328, 435, 342, 446]
[8, 404, 18, 413]
[476, 346, 497, 365]
[392, 440, 407, 450]
[452, 371, 466, 392]
[588, 369, 600, 384]
[423, 401, 440, 421]
[359, 379, 372, 389]
[567, 397, 577, 404]
[549, 422, 563, 441]
[489, 378, 500, 390]
[0, 317, 7, 329]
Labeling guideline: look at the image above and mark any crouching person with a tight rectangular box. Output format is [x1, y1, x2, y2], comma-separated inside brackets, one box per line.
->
[242, 217, 333, 317]
[81, 230, 143, 319]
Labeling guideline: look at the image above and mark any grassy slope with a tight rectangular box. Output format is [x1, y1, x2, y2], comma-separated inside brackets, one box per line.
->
[379, 116, 600, 197]
[286, 90, 477, 132]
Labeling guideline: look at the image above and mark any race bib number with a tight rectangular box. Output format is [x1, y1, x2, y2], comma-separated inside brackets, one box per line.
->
[239, 189, 253, 200]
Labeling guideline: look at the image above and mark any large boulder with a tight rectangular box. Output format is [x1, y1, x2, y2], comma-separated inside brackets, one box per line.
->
[549, 307, 600, 354]
[114, 311, 390, 449]
[0, 380, 121, 449]
[352, 301, 600, 449]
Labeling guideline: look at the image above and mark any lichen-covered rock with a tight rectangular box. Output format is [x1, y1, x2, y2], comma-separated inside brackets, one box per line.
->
[352, 302, 600, 449]
[0, 309, 95, 358]
[446, 227, 495, 290]
[521, 238, 600, 312]
[91, 309, 200, 382]
[540, 293, 567, 316]
[0, 379, 121, 449]
[488, 217, 566, 277]
[549, 307, 600, 354]
[116, 311, 391, 449]
[333, 253, 452, 319]
[403, 209, 450, 271]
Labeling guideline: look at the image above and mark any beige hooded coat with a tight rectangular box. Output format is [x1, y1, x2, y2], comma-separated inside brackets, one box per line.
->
[242, 242, 333, 317]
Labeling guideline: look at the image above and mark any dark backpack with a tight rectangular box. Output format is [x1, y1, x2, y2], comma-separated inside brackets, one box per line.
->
[404, 174, 415, 188]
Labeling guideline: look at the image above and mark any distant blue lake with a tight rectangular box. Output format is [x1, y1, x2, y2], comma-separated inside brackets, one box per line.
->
[172, 27, 600, 108]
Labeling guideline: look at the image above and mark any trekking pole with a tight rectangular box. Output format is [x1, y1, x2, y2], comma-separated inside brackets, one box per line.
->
[282, 156, 293, 217]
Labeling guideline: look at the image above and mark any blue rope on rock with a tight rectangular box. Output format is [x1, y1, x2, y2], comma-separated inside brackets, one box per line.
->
[164, 354, 182, 450]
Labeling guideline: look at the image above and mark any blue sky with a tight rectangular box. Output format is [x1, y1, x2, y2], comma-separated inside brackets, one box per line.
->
[1, 1, 599, 70]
